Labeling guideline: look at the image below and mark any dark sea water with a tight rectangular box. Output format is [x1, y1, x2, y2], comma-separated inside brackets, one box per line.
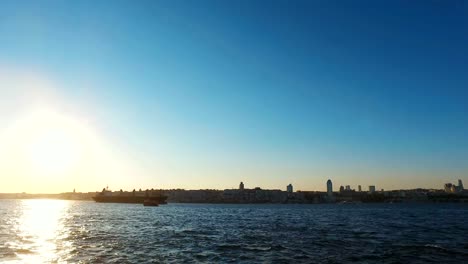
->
[0, 200, 467, 263]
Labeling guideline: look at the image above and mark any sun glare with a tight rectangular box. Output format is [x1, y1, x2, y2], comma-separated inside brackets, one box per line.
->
[0, 107, 93, 183]
[28, 128, 82, 174]
[20, 109, 84, 175]
[12, 199, 71, 262]
[0, 104, 127, 193]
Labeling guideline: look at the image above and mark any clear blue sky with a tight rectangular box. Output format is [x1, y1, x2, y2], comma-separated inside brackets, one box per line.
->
[0, 0, 467, 192]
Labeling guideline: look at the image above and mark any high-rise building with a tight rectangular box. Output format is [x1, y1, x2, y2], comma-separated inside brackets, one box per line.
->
[458, 179, 464, 191]
[369, 185, 376, 194]
[358, 185, 362, 192]
[345, 185, 351, 191]
[239, 182, 244, 190]
[327, 179, 333, 196]
[339, 186, 344, 192]
[287, 184, 293, 193]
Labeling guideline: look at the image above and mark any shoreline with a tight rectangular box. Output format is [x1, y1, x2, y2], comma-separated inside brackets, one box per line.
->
[1, 197, 467, 204]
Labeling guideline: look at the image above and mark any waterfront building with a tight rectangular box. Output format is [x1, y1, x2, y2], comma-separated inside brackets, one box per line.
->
[444, 180, 464, 193]
[345, 185, 351, 191]
[444, 183, 453, 193]
[358, 185, 362, 192]
[239, 182, 244, 190]
[287, 184, 293, 193]
[327, 179, 333, 196]
[369, 185, 376, 194]
[450, 185, 457, 193]
[339, 186, 345, 192]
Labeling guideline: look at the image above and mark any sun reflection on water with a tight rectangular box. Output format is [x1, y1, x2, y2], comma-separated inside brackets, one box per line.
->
[9, 199, 71, 263]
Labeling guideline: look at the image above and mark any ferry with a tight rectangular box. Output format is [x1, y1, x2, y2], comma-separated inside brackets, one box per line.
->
[92, 188, 168, 205]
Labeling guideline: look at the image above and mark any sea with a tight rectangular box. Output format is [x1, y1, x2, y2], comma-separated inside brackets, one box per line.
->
[0, 200, 467, 263]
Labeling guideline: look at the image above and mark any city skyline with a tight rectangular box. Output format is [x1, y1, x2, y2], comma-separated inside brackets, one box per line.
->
[1, 176, 466, 194]
[1, 1, 468, 193]
[2, 178, 465, 205]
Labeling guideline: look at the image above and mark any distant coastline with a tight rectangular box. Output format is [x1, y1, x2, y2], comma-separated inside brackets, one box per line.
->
[1, 187, 467, 204]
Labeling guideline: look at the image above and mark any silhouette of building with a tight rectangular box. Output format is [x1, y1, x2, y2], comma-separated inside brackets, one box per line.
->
[444, 180, 464, 193]
[451, 185, 457, 193]
[287, 184, 293, 193]
[444, 183, 453, 193]
[358, 185, 362, 192]
[345, 185, 351, 191]
[239, 182, 244, 190]
[327, 179, 333, 196]
[369, 185, 376, 194]
[339, 186, 344, 192]
[445, 183, 458, 193]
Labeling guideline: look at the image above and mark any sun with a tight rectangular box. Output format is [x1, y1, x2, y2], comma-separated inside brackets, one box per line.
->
[0, 105, 107, 192]
[28, 127, 82, 174]
[20, 109, 85, 175]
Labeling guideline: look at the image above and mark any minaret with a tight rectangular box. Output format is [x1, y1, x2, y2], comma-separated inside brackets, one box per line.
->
[327, 179, 333, 196]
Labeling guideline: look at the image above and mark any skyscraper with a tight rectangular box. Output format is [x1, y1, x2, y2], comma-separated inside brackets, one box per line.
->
[458, 179, 464, 191]
[358, 185, 362, 192]
[327, 179, 333, 196]
[239, 182, 244, 190]
[287, 184, 293, 193]
[369, 186, 376, 194]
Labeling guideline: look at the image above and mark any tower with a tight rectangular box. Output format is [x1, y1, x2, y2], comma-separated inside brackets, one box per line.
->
[239, 181, 244, 190]
[358, 185, 362, 192]
[287, 184, 293, 193]
[327, 179, 333, 196]
[458, 179, 464, 191]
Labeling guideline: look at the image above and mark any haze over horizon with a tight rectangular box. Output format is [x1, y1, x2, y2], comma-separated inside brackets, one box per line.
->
[1, 0, 467, 194]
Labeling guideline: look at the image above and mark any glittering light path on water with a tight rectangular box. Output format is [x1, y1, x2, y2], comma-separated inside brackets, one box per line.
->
[2, 200, 71, 263]
[0, 201, 467, 263]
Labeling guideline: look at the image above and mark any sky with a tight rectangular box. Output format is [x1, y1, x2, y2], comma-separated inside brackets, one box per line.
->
[0, 0, 467, 193]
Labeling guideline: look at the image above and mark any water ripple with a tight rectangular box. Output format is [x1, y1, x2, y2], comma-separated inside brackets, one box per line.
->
[0, 201, 467, 263]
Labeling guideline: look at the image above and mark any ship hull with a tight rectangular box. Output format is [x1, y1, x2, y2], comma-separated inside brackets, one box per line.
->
[92, 196, 167, 204]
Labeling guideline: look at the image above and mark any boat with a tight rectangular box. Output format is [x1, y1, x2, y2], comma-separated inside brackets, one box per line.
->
[143, 199, 159, 206]
[92, 188, 168, 205]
